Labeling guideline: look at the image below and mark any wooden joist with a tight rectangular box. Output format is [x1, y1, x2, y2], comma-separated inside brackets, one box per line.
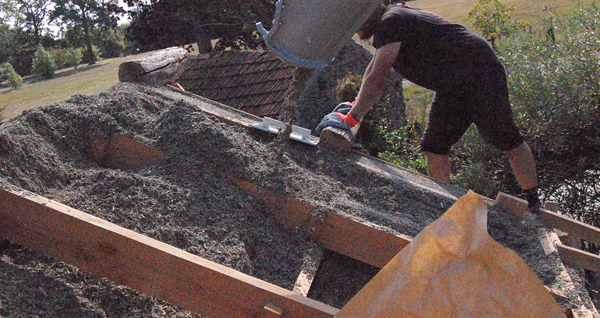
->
[231, 177, 412, 268]
[497, 192, 600, 245]
[307, 213, 411, 268]
[557, 244, 600, 273]
[0, 189, 339, 318]
[497, 192, 600, 275]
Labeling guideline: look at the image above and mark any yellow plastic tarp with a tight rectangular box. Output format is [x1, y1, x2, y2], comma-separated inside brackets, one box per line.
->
[336, 191, 565, 318]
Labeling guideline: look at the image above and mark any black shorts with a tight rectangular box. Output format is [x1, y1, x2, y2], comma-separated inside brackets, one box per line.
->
[419, 69, 524, 155]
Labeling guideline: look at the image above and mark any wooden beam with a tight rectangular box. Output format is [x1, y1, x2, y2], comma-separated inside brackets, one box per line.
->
[557, 244, 600, 273]
[497, 192, 600, 245]
[229, 177, 314, 232]
[231, 178, 412, 268]
[496, 192, 528, 219]
[0, 189, 338, 318]
[292, 248, 323, 297]
[543, 210, 600, 246]
[307, 213, 412, 268]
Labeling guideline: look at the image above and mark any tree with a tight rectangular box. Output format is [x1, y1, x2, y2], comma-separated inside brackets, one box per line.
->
[0, 0, 52, 45]
[32, 43, 56, 79]
[124, 0, 276, 52]
[468, 0, 528, 47]
[51, 0, 123, 64]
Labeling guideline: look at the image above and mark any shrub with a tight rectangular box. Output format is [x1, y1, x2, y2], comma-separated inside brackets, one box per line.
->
[0, 62, 23, 90]
[32, 44, 56, 79]
[334, 73, 362, 103]
[49, 48, 71, 69]
[67, 48, 83, 70]
[6, 68, 23, 89]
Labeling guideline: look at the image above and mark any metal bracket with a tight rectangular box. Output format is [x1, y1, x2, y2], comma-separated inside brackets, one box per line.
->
[250, 117, 317, 146]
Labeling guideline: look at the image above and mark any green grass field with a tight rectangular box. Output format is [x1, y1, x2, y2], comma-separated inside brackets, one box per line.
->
[416, 0, 595, 28]
[0, 52, 153, 122]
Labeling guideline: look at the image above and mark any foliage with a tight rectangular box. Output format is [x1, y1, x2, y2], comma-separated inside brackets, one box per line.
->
[49, 47, 70, 69]
[495, 5, 600, 224]
[0, 62, 13, 82]
[402, 84, 434, 126]
[51, 0, 123, 64]
[32, 43, 56, 79]
[6, 67, 23, 89]
[125, 0, 276, 52]
[0, 0, 52, 43]
[95, 27, 125, 58]
[0, 62, 22, 89]
[468, 0, 529, 46]
[379, 121, 428, 175]
[67, 47, 82, 70]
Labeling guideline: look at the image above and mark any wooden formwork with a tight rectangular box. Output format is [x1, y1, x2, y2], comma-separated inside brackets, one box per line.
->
[3, 84, 600, 317]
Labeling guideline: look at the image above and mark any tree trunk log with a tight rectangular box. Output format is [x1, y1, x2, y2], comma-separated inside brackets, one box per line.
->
[119, 47, 189, 85]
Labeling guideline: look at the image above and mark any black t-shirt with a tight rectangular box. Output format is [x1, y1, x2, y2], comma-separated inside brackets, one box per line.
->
[373, 5, 502, 92]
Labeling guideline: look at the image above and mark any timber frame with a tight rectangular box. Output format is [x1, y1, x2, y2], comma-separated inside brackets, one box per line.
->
[2, 50, 600, 317]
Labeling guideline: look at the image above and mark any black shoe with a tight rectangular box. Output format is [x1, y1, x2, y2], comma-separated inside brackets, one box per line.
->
[523, 186, 541, 215]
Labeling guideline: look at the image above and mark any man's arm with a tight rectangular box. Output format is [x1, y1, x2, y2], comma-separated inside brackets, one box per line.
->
[350, 42, 401, 121]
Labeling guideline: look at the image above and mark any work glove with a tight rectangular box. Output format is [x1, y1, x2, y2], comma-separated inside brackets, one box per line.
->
[332, 101, 354, 115]
[315, 109, 360, 134]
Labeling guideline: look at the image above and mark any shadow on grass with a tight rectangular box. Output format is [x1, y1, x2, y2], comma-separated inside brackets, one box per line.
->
[24, 63, 105, 84]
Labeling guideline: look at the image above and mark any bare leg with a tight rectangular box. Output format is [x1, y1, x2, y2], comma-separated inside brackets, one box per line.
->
[505, 142, 538, 190]
[424, 152, 451, 183]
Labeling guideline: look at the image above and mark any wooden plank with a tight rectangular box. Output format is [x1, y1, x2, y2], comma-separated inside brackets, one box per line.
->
[543, 210, 600, 246]
[292, 248, 323, 297]
[230, 178, 412, 268]
[230, 177, 314, 232]
[0, 189, 339, 318]
[557, 244, 600, 273]
[307, 213, 412, 268]
[496, 192, 528, 219]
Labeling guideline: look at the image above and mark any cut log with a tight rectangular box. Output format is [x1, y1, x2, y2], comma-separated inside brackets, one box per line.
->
[119, 47, 189, 85]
